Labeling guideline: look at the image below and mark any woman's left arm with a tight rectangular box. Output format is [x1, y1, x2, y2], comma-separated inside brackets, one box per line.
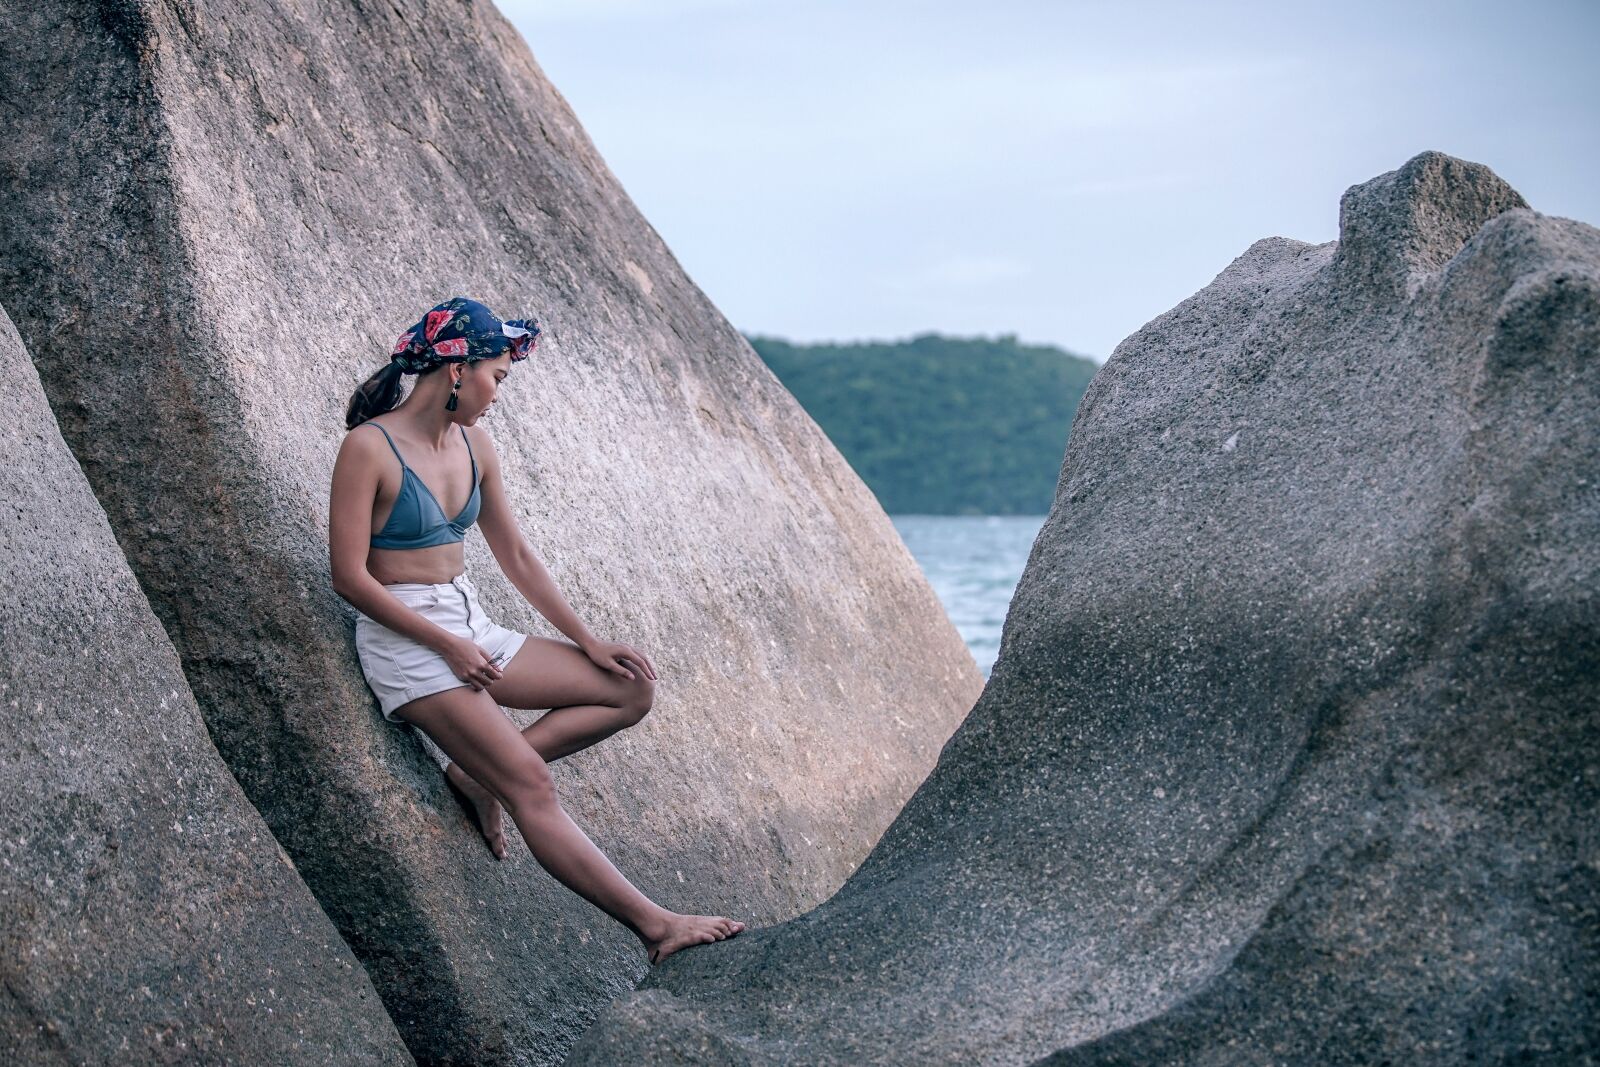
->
[468, 425, 656, 680]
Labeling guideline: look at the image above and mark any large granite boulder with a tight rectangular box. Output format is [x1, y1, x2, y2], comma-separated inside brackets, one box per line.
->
[565, 151, 1599, 1064]
[0, 304, 410, 1064]
[0, 1, 981, 1063]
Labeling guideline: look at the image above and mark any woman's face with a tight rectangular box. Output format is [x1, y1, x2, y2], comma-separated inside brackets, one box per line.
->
[459, 353, 514, 420]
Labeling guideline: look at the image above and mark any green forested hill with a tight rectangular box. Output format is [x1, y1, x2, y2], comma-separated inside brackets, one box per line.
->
[746, 332, 1100, 515]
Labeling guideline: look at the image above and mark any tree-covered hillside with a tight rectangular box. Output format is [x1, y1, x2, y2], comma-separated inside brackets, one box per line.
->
[746, 332, 1100, 515]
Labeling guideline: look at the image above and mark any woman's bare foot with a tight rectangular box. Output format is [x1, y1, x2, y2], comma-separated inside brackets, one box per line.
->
[445, 762, 507, 860]
[641, 912, 747, 965]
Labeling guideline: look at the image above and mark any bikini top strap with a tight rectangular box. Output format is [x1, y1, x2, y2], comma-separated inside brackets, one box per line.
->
[369, 421, 408, 468]
[459, 424, 479, 482]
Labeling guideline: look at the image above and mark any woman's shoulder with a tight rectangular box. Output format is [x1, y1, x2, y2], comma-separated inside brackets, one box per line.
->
[464, 422, 499, 463]
[344, 418, 389, 440]
[338, 419, 393, 464]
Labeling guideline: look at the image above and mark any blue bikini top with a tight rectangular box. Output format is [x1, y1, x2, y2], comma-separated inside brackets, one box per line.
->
[367, 421, 481, 550]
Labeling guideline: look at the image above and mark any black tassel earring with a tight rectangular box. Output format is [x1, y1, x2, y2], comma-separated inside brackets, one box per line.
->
[446, 376, 461, 412]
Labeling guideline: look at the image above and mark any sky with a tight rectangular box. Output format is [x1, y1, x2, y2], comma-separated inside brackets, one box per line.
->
[500, 0, 1599, 362]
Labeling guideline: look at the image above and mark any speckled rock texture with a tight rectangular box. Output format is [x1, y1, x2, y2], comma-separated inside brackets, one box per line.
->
[0, 1, 980, 1063]
[0, 304, 411, 1064]
[565, 151, 1600, 1065]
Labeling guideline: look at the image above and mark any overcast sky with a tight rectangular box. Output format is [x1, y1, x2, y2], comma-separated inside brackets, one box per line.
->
[500, 0, 1598, 362]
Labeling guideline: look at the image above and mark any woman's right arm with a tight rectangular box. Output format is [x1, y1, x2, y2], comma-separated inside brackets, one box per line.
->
[328, 428, 460, 652]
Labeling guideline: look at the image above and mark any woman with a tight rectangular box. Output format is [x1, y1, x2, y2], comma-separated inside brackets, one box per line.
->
[329, 296, 744, 965]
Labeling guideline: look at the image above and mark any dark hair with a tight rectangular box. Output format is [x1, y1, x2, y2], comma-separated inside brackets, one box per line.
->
[346, 362, 405, 429]
[345, 361, 460, 429]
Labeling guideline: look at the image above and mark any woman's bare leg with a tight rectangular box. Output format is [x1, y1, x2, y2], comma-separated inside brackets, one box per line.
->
[396, 684, 742, 964]
[445, 636, 655, 859]
[501, 635, 656, 760]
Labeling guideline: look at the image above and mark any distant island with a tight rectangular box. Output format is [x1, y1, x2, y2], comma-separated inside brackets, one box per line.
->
[745, 331, 1101, 515]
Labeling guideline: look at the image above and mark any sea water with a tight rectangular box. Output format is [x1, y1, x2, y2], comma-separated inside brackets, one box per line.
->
[888, 514, 1048, 678]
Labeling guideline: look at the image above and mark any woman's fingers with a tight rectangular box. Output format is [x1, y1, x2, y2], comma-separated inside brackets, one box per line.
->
[627, 646, 657, 680]
[460, 647, 504, 690]
[620, 651, 644, 678]
[478, 647, 502, 676]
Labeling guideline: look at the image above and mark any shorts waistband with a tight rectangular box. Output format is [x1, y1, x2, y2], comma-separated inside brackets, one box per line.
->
[357, 574, 478, 623]
[381, 573, 476, 593]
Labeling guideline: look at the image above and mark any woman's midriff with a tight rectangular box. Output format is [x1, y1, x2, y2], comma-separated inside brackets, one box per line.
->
[366, 543, 468, 586]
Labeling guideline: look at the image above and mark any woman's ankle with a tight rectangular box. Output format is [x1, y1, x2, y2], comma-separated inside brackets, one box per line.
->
[635, 906, 676, 944]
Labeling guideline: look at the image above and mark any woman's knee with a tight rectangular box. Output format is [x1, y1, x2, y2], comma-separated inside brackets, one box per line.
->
[618, 672, 655, 725]
[499, 757, 559, 811]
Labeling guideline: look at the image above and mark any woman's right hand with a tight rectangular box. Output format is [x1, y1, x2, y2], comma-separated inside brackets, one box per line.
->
[439, 636, 505, 691]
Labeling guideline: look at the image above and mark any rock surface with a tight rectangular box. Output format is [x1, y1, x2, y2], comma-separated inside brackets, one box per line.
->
[565, 151, 1600, 1064]
[0, 1, 980, 1063]
[0, 304, 411, 1064]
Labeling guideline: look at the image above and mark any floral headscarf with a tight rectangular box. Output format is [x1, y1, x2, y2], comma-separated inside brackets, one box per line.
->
[390, 296, 540, 374]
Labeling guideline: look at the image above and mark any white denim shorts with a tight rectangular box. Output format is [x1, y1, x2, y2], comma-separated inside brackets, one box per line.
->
[354, 572, 528, 722]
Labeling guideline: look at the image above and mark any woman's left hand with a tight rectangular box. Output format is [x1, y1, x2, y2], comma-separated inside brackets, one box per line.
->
[583, 639, 658, 681]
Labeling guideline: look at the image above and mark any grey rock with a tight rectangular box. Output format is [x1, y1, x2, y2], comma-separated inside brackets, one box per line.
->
[0, 304, 411, 1065]
[565, 150, 1600, 1064]
[0, 1, 980, 1063]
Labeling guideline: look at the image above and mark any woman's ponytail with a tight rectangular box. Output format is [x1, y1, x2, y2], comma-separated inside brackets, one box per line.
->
[345, 362, 406, 429]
